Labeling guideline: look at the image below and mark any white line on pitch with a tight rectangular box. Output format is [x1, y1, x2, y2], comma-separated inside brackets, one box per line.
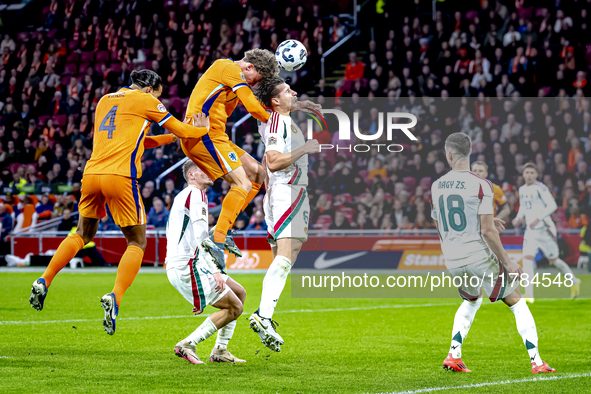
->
[0, 302, 456, 325]
[371, 372, 591, 394]
[0, 298, 581, 326]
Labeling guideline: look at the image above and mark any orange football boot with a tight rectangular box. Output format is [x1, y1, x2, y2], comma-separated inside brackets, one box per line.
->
[443, 353, 472, 372]
[532, 361, 556, 374]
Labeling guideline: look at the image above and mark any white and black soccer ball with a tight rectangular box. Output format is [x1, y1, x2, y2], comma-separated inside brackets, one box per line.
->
[275, 40, 308, 72]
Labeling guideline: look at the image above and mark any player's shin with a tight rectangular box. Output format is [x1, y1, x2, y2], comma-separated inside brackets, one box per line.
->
[552, 258, 576, 279]
[41, 233, 85, 287]
[214, 319, 236, 350]
[187, 317, 218, 346]
[241, 182, 262, 212]
[509, 298, 543, 366]
[522, 257, 536, 299]
[213, 187, 248, 243]
[449, 297, 482, 358]
[259, 255, 292, 319]
[111, 245, 144, 306]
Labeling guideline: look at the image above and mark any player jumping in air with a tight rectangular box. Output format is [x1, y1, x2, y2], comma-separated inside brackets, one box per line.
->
[431, 133, 555, 374]
[512, 162, 581, 300]
[29, 70, 213, 335]
[182, 49, 319, 263]
[248, 76, 320, 351]
[166, 161, 246, 364]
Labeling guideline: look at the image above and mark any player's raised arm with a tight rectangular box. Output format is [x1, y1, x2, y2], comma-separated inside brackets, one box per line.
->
[161, 113, 210, 139]
[234, 83, 271, 123]
[144, 134, 177, 149]
[129, 70, 209, 139]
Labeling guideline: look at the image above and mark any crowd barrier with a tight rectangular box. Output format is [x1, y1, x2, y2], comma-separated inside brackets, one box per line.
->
[10, 230, 583, 270]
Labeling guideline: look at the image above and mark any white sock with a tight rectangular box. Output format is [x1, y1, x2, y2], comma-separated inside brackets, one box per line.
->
[522, 258, 535, 298]
[510, 298, 543, 366]
[259, 255, 292, 319]
[214, 319, 236, 350]
[449, 297, 482, 358]
[553, 258, 576, 280]
[186, 317, 217, 346]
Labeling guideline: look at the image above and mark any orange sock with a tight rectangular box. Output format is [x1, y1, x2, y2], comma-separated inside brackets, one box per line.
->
[241, 181, 261, 211]
[41, 233, 84, 287]
[111, 245, 144, 306]
[214, 186, 248, 243]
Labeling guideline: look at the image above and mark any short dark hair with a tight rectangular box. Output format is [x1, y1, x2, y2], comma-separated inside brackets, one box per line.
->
[182, 159, 198, 182]
[253, 76, 286, 108]
[445, 133, 472, 159]
[130, 69, 162, 90]
[522, 162, 538, 173]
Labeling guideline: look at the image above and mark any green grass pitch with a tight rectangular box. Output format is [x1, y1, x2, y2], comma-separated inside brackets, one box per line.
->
[1, 272, 590, 393]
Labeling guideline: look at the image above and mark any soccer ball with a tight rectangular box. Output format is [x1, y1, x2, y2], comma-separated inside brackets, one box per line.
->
[275, 40, 307, 72]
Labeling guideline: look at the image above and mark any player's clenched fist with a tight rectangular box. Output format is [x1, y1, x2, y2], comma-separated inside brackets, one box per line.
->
[304, 139, 321, 154]
[191, 113, 210, 131]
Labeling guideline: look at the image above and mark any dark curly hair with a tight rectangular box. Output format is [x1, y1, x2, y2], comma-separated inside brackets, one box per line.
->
[243, 48, 280, 79]
[130, 69, 163, 90]
[253, 76, 286, 108]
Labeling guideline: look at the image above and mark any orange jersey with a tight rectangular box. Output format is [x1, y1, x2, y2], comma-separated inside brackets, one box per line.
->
[493, 183, 507, 212]
[185, 59, 269, 134]
[85, 87, 172, 179]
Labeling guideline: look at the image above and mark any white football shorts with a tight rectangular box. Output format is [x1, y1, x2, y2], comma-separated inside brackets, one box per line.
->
[522, 225, 559, 260]
[264, 184, 310, 244]
[167, 258, 229, 312]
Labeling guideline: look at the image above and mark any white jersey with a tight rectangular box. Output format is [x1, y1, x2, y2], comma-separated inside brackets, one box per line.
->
[515, 182, 557, 230]
[259, 112, 308, 187]
[165, 185, 218, 272]
[431, 170, 495, 269]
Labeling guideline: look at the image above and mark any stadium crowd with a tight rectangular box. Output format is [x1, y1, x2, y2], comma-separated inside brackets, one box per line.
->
[0, 0, 590, 244]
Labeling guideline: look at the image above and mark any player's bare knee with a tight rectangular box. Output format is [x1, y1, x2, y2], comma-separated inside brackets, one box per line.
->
[228, 299, 243, 320]
[129, 238, 147, 251]
[548, 258, 557, 265]
[235, 286, 246, 304]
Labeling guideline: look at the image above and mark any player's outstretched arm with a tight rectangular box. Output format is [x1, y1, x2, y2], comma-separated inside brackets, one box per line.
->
[236, 87, 271, 123]
[266, 139, 320, 172]
[536, 188, 558, 223]
[291, 100, 322, 114]
[144, 134, 177, 149]
[481, 214, 523, 276]
[163, 113, 209, 139]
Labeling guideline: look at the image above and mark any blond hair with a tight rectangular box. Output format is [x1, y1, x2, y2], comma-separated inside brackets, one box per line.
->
[182, 159, 198, 182]
[243, 48, 279, 78]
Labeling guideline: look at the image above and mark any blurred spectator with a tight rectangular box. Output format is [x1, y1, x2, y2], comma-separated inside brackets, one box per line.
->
[330, 210, 352, 230]
[147, 197, 169, 228]
[57, 209, 76, 231]
[246, 210, 267, 231]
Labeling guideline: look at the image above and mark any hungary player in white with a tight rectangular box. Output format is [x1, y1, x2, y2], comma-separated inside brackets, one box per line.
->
[512, 162, 581, 299]
[166, 160, 246, 364]
[431, 133, 555, 374]
[248, 76, 320, 351]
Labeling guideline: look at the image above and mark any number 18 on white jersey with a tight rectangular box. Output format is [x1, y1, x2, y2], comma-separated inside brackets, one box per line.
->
[430, 170, 495, 269]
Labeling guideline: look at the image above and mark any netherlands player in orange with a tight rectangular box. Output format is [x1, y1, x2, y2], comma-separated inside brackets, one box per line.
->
[29, 70, 212, 335]
[182, 49, 319, 260]
[471, 161, 510, 220]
